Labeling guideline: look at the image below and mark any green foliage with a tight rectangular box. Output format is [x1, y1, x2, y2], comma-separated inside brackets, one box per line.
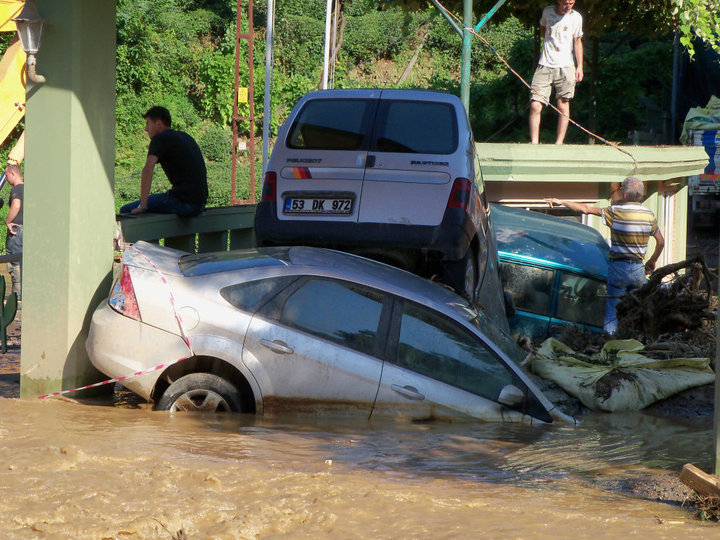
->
[673, 0, 720, 57]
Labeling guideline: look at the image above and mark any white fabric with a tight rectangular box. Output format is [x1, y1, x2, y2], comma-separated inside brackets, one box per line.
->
[538, 6, 583, 69]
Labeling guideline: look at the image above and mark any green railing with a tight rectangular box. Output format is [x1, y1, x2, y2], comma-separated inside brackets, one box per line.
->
[117, 204, 257, 253]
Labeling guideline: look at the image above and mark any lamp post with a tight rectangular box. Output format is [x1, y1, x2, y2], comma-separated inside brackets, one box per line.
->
[13, 0, 46, 84]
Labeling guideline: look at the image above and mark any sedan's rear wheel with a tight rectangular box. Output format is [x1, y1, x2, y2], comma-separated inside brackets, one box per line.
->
[157, 373, 242, 412]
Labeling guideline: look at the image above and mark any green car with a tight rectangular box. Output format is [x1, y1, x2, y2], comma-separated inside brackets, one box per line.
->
[491, 204, 609, 340]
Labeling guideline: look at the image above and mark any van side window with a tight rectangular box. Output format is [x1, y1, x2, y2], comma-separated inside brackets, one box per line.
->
[499, 262, 553, 315]
[287, 99, 372, 150]
[557, 273, 606, 327]
[373, 100, 458, 154]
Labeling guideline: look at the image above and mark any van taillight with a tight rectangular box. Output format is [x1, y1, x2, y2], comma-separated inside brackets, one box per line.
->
[261, 171, 277, 201]
[447, 177, 471, 211]
[108, 264, 141, 321]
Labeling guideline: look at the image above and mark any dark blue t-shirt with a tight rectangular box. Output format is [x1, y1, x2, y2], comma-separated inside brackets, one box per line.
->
[148, 129, 208, 205]
[9, 183, 23, 225]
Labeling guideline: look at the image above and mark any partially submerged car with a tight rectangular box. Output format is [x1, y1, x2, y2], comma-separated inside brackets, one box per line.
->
[254, 88, 507, 330]
[491, 204, 609, 340]
[86, 241, 565, 424]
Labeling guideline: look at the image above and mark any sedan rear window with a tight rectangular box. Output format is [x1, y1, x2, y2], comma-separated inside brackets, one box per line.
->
[373, 100, 458, 154]
[180, 248, 291, 277]
[287, 99, 373, 150]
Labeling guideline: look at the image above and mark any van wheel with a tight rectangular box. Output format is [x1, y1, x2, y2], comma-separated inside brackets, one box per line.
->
[157, 373, 242, 412]
[443, 247, 477, 301]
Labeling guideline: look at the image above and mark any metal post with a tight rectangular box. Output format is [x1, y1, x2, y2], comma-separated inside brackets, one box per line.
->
[671, 29, 680, 144]
[460, 0, 472, 111]
[322, 0, 332, 89]
[262, 0, 275, 175]
[715, 235, 720, 475]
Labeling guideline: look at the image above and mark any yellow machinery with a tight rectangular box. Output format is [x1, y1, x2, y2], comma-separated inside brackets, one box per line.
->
[0, 1, 27, 167]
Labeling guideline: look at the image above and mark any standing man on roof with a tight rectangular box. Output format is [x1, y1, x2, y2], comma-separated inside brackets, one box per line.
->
[120, 106, 208, 218]
[529, 0, 584, 144]
[546, 176, 665, 335]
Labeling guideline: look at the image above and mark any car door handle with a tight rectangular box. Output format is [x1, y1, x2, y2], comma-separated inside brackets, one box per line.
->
[391, 384, 425, 401]
[260, 339, 294, 355]
[366, 154, 376, 168]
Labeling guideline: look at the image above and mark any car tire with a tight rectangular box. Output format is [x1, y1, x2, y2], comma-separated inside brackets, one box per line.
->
[443, 246, 477, 301]
[157, 373, 243, 413]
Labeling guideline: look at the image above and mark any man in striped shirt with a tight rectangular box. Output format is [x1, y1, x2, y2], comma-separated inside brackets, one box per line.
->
[546, 176, 664, 334]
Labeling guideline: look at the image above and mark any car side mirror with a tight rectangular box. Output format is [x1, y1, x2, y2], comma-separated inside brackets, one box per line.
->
[498, 384, 524, 407]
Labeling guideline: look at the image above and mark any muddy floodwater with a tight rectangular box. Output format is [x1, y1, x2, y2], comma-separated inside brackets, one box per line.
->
[0, 392, 717, 539]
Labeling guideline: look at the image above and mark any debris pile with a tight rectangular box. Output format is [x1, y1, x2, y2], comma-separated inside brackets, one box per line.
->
[556, 255, 717, 363]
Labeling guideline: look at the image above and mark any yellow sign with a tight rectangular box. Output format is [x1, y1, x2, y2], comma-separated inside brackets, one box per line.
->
[238, 87, 248, 104]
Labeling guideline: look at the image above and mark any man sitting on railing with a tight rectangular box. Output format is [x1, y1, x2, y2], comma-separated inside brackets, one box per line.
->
[120, 106, 207, 218]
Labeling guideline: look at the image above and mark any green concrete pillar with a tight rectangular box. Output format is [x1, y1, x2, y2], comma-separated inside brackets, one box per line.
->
[20, 0, 116, 397]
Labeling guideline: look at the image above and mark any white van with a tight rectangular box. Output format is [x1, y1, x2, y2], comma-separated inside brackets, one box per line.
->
[254, 89, 507, 329]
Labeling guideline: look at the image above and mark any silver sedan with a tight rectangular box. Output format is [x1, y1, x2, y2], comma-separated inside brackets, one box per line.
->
[86, 241, 566, 423]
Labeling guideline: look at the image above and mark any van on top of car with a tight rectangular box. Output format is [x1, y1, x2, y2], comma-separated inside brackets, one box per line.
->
[254, 88, 508, 330]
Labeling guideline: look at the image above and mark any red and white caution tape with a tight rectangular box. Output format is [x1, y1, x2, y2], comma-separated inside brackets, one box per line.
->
[38, 356, 190, 400]
[39, 243, 195, 400]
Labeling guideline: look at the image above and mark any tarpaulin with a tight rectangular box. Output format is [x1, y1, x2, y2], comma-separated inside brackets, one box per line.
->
[531, 338, 714, 412]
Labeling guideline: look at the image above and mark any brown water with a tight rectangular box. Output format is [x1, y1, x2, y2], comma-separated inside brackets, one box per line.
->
[0, 395, 717, 539]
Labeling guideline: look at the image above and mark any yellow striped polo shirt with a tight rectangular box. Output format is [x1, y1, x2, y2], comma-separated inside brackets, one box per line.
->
[602, 203, 658, 261]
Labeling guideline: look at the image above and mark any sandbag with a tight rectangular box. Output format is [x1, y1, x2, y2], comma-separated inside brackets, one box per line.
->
[531, 338, 715, 412]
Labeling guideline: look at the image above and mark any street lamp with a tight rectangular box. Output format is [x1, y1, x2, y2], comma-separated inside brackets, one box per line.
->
[13, 0, 46, 84]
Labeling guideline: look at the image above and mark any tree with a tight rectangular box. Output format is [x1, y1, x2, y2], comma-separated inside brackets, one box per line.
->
[673, 0, 720, 57]
[390, 0, 719, 56]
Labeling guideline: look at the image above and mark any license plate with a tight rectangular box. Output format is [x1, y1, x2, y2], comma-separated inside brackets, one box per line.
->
[283, 197, 353, 214]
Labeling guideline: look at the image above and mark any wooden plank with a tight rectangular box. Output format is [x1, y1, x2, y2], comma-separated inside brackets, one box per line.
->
[118, 205, 256, 243]
[680, 463, 720, 497]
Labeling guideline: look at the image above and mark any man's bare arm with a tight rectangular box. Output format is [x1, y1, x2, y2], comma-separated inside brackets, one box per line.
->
[5, 199, 20, 234]
[546, 198, 601, 215]
[133, 154, 159, 213]
[574, 36, 584, 82]
[644, 229, 665, 274]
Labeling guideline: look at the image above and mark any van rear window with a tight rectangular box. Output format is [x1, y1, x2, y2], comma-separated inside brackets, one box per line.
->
[287, 99, 373, 150]
[373, 100, 458, 154]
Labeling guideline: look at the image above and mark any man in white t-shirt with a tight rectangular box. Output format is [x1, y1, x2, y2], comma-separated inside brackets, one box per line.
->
[529, 0, 584, 144]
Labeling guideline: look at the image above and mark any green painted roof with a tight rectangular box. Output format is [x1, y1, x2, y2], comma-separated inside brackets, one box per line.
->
[476, 143, 708, 183]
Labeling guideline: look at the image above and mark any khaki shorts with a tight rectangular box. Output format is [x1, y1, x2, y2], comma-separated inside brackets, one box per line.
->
[530, 66, 576, 105]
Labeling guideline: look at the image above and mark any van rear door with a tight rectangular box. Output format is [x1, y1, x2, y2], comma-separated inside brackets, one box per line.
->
[276, 94, 379, 223]
[359, 95, 458, 226]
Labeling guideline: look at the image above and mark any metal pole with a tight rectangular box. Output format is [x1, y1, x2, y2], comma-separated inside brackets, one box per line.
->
[671, 28, 680, 144]
[474, 0, 508, 32]
[460, 0, 472, 111]
[262, 0, 275, 175]
[322, 0, 332, 89]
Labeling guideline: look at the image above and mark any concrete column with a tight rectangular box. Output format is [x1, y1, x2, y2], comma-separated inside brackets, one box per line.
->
[20, 0, 116, 397]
